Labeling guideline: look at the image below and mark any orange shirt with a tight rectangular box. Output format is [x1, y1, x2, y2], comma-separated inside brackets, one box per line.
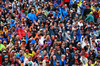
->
[21, 43, 27, 47]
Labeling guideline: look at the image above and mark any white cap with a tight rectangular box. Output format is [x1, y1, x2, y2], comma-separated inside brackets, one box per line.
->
[31, 9, 34, 11]
[59, 31, 62, 33]
[67, 31, 70, 33]
[77, 42, 81, 45]
[66, 48, 69, 50]
[3, 50, 6, 52]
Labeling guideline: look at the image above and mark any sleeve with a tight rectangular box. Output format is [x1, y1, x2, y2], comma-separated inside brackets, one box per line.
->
[32, 51, 35, 57]
[85, 15, 90, 21]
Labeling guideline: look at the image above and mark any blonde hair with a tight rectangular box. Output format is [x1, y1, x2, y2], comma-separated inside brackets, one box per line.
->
[46, 35, 50, 41]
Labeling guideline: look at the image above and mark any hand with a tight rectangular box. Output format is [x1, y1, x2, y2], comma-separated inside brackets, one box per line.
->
[66, 40, 69, 42]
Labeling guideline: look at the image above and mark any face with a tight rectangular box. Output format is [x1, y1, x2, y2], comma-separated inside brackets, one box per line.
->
[5, 58, 8, 63]
[88, 60, 92, 64]
[39, 64, 42, 66]
[56, 62, 59, 65]
[74, 55, 78, 59]
[53, 55, 56, 60]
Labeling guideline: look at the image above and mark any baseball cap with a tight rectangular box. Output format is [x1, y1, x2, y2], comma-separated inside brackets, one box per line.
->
[56, 60, 60, 63]
[25, 49, 29, 52]
[39, 61, 42, 64]
[31, 9, 34, 11]
[4, 55, 8, 58]
[75, 54, 78, 56]
[46, 60, 49, 63]
[66, 48, 69, 50]
[3, 50, 6, 53]
[22, 39, 26, 42]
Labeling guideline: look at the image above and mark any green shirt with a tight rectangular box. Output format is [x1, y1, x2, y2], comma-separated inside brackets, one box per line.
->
[0, 44, 6, 51]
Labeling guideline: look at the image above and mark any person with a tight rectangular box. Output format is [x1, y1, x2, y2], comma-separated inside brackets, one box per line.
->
[2, 55, 11, 66]
[80, 53, 88, 65]
[55, 60, 61, 66]
[0, 0, 100, 66]
[85, 12, 95, 24]
[84, 59, 94, 66]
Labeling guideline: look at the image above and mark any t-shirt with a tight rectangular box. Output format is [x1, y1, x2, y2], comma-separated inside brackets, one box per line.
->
[0, 44, 6, 51]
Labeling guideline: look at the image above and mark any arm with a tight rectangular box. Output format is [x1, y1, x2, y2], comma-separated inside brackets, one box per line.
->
[85, 15, 90, 21]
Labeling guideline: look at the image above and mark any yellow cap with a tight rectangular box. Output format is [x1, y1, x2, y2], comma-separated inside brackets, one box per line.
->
[22, 39, 26, 42]
[90, 12, 93, 14]
[3, 41, 7, 44]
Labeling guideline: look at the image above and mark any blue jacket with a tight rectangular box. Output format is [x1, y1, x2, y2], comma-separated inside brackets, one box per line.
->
[54, 12, 60, 17]
[59, 60, 66, 65]
[80, 5, 86, 15]
[56, 54, 61, 60]
[10, 19, 15, 27]
[28, 13, 37, 23]
[31, 38, 36, 44]
[61, 9, 68, 17]
[49, 29, 55, 37]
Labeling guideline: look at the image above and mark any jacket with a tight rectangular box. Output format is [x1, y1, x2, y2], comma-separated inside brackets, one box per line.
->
[63, 0, 70, 3]
[80, 57, 88, 65]
[85, 14, 94, 23]
[80, 5, 86, 15]
[28, 13, 37, 23]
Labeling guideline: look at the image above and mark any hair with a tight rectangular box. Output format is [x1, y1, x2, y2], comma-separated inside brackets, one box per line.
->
[46, 35, 50, 41]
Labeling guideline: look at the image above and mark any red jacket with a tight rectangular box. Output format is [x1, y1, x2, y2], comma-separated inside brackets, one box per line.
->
[63, 0, 70, 3]
[0, 55, 2, 65]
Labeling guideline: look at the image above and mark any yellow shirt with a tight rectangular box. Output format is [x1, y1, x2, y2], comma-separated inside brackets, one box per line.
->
[84, 63, 94, 66]
[93, 61, 100, 66]
[24, 51, 35, 59]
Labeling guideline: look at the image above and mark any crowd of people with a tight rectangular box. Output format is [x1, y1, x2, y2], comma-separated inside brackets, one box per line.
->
[0, 0, 100, 66]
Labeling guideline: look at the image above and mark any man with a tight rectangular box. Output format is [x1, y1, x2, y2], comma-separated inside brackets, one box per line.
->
[45, 60, 50, 66]
[85, 12, 94, 24]
[25, 56, 34, 66]
[65, 62, 69, 66]
[56, 60, 61, 66]
[80, 54, 88, 65]
[24, 49, 35, 59]
[2, 55, 11, 66]
[28, 9, 37, 23]
[70, 54, 80, 65]
[38, 61, 42, 66]
[83, 5, 91, 18]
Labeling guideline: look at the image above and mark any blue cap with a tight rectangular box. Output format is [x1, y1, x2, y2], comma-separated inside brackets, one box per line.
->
[16, 54, 20, 58]
[28, 62, 32, 65]
[4, 55, 8, 58]
[66, 57, 70, 59]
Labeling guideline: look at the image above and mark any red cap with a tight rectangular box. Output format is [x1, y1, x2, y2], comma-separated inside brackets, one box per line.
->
[83, 2, 85, 5]
[46, 60, 49, 63]
[15, 44, 18, 47]
[25, 49, 29, 52]
[75, 54, 78, 56]
[86, 5, 89, 8]
[21, 10, 24, 12]
[74, 48, 77, 50]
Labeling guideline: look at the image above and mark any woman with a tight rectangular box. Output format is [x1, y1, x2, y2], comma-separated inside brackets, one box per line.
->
[51, 55, 57, 66]
[46, 35, 51, 46]
[84, 59, 94, 66]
